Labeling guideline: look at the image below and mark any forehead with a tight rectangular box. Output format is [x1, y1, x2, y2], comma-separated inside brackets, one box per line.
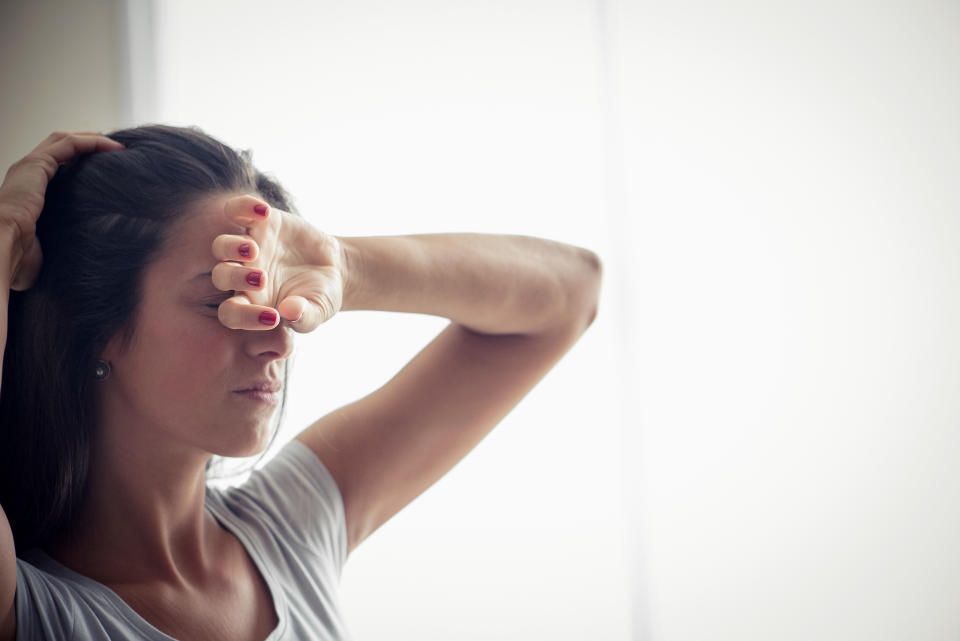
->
[153, 191, 252, 280]
[184, 190, 250, 239]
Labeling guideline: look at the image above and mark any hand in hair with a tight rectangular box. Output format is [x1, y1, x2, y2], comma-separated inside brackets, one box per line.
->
[210, 194, 346, 333]
[0, 130, 124, 290]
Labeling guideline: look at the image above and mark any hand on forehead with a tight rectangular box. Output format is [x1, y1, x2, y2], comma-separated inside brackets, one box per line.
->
[193, 191, 343, 333]
[207, 193, 289, 330]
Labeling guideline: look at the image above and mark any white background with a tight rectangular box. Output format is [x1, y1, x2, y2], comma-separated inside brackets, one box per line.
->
[3, 0, 955, 639]
[151, 2, 631, 639]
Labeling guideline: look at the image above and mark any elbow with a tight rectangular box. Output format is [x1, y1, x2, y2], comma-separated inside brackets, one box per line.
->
[580, 249, 602, 327]
[560, 248, 603, 331]
[528, 245, 603, 337]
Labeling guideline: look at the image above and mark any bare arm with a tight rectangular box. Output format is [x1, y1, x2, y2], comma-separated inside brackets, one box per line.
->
[0, 223, 19, 641]
[338, 233, 600, 335]
[0, 131, 125, 641]
[296, 233, 602, 555]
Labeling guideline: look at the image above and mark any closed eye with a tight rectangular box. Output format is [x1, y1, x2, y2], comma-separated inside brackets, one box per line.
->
[204, 291, 235, 309]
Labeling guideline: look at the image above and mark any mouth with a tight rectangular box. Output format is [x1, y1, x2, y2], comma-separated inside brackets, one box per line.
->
[233, 380, 283, 393]
[233, 387, 281, 406]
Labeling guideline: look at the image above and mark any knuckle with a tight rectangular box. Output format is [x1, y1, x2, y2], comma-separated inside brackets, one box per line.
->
[212, 236, 231, 257]
[210, 262, 232, 289]
[316, 292, 334, 321]
[219, 298, 244, 328]
[18, 153, 45, 166]
[22, 152, 57, 172]
[217, 305, 235, 328]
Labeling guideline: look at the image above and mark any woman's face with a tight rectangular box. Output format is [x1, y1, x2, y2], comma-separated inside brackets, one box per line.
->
[98, 191, 295, 459]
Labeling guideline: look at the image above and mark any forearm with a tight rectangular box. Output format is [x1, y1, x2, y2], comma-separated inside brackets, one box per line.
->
[337, 233, 601, 336]
[0, 223, 16, 393]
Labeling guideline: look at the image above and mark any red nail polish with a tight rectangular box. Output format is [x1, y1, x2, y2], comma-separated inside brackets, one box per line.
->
[254, 204, 268, 216]
[238, 244, 251, 257]
[259, 310, 277, 326]
[246, 271, 262, 287]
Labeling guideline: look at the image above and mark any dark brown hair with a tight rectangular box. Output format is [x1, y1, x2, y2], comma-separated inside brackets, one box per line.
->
[0, 124, 297, 552]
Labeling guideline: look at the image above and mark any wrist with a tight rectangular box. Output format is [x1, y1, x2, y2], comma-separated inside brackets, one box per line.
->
[0, 221, 21, 285]
[336, 236, 362, 312]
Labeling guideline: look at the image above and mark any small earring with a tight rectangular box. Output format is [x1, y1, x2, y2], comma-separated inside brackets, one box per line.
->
[93, 359, 111, 381]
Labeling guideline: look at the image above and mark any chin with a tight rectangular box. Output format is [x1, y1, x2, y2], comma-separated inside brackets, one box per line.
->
[212, 420, 274, 459]
[221, 441, 269, 459]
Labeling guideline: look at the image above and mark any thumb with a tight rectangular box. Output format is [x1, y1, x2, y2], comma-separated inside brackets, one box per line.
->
[277, 295, 308, 326]
[277, 294, 334, 333]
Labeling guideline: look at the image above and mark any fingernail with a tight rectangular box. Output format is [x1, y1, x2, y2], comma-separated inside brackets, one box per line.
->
[238, 244, 251, 258]
[259, 310, 277, 326]
[246, 271, 262, 287]
[254, 204, 268, 216]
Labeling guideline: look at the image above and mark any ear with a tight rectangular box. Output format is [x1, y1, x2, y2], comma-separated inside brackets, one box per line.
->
[98, 323, 132, 364]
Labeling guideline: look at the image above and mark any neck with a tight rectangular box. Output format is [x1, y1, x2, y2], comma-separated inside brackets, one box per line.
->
[47, 421, 225, 588]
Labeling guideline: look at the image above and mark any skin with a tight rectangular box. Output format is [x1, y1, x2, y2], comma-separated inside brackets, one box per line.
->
[45, 190, 345, 639]
[3, 134, 602, 641]
[1, 132, 130, 641]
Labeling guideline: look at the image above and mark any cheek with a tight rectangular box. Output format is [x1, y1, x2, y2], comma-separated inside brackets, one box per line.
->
[136, 313, 234, 397]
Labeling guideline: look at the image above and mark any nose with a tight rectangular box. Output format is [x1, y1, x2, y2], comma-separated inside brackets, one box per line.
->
[243, 321, 295, 362]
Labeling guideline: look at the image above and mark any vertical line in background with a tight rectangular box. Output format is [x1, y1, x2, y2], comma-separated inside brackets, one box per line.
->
[114, 0, 158, 127]
[593, 0, 649, 639]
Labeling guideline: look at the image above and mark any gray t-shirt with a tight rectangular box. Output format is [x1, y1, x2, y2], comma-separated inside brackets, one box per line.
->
[13, 439, 353, 640]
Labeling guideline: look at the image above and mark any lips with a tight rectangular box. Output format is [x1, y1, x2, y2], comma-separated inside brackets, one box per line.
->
[233, 380, 282, 393]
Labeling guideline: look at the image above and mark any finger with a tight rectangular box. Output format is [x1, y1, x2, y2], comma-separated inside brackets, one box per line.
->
[278, 289, 340, 334]
[277, 295, 308, 326]
[212, 233, 259, 262]
[38, 130, 106, 145]
[48, 130, 106, 136]
[46, 130, 109, 138]
[17, 133, 126, 183]
[217, 294, 280, 330]
[223, 193, 275, 228]
[40, 132, 126, 164]
[211, 261, 266, 292]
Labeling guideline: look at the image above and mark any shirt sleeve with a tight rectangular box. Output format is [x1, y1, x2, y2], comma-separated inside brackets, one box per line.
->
[221, 439, 348, 576]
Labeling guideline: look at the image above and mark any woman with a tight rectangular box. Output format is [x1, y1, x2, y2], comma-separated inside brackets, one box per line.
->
[0, 127, 602, 640]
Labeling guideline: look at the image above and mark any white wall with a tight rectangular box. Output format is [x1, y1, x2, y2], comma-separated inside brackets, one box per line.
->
[0, 0, 124, 168]
[612, 1, 960, 640]
[5, 0, 958, 639]
[149, 1, 631, 640]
